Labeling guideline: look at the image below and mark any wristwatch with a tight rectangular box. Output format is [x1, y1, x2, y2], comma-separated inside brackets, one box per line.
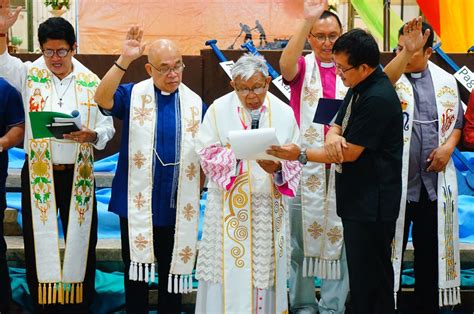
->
[92, 132, 99, 145]
[297, 148, 308, 165]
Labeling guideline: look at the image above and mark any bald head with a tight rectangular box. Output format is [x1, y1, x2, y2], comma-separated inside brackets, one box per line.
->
[145, 39, 184, 93]
[148, 39, 181, 64]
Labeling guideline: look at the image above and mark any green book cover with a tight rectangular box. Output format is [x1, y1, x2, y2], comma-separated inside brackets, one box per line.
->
[29, 111, 74, 139]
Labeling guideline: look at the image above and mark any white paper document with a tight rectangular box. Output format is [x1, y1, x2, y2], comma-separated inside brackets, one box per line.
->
[53, 110, 82, 129]
[228, 128, 281, 161]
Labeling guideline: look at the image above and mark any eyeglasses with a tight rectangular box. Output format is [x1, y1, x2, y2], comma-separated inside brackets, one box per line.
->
[309, 32, 339, 43]
[149, 62, 186, 75]
[335, 65, 356, 74]
[42, 48, 71, 58]
[235, 82, 267, 96]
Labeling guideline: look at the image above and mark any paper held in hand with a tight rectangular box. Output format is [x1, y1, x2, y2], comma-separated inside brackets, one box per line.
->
[228, 128, 281, 161]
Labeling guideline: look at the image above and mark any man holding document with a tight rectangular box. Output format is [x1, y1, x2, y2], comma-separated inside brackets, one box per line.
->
[0, 5, 114, 312]
[195, 54, 301, 313]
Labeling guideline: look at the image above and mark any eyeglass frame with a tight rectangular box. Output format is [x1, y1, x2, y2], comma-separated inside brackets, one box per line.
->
[335, 64, 357, 74]
[42, 48, 72, 58]
[309, 31, 339, 43]
[234, 81, 268, 96]
[149, 62, 186, 75]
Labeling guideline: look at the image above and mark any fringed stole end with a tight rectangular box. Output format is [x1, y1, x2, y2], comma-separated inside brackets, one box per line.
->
[439, 287, 461, 307]
[38, 282, 83, 305]
[394, 291, 398, 310]
[167, 273, 194, 294]
[129, 262, 156, 283]
[302, 257, 342, 280]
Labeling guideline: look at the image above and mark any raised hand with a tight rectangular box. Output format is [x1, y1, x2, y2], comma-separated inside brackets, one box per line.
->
[399, 16, 431, 54]
[0, 0, 22, 33]
[304, 0, 328, 21]
[121, 25, 146, 63]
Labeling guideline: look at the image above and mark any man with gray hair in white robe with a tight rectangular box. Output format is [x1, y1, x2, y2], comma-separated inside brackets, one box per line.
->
[195, 53, 302, 314]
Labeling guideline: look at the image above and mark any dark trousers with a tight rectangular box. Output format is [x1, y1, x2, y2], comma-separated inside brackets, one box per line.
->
[401, 186, 438, 314]
[342, 219, 396, 314]
[21, 162, 97, 314]
[120, 218, 181, 314]
[0, 194, 12, 314]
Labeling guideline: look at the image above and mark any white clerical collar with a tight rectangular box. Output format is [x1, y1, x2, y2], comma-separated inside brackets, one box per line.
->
[161, 91, 171, 96]
[410, 72, 423, 79]
[320, 61, 335, 68]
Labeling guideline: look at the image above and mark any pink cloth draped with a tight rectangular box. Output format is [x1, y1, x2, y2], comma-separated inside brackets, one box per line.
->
[278, 160, 302, 197]
[198, 144, 236, 190]
[199, 145, 302, 196]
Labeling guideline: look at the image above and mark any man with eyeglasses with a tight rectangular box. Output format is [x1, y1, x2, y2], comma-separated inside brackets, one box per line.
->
[0, 3, 114, 312]
[94, 26, 205, 314]
[269, 28, 403, 314]
[194, 53, 301, 314]
[279, 0, 348, 313]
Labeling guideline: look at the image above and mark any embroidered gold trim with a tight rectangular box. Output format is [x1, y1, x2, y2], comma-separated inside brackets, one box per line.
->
[133, 95, 153, 126]
[185, 162, 197, 180]
[308, 221, 323, 240]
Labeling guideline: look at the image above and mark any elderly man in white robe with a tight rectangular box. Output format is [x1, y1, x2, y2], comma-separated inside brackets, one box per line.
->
[195, 54, 302, 314]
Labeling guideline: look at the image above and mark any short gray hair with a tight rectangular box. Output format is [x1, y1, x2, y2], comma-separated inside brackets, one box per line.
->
[230, 53, 269, 81]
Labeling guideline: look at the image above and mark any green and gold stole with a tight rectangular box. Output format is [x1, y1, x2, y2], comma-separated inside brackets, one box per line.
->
[26, 58, 99, 304]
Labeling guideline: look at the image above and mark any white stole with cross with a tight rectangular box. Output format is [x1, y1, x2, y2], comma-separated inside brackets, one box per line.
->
[392, 61, 461, 306]
[299, 52, 347, 279]
[25, 58, 99, 305]
[128, 79, 201, 293]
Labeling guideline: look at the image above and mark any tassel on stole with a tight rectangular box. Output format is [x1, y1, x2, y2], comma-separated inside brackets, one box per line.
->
[47, 283, 52, 304]
[150, 263, 156, 282]
[52, 283, 57, 304]
[173, 275, 178, 294]
[138, 263, 143, 281]
[70, 284, 75, 304]
[308, 258, 314, 277]
[302, 257, 307, 277]
[145, 264, 149, 283]
[58, 282, 64, 304]
[38, 283, 43, 305]
[179, 275, 184, 293]
[167, 274, 172, 293]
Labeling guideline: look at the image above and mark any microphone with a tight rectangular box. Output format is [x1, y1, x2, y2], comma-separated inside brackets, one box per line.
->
[250, 110, 260, 129]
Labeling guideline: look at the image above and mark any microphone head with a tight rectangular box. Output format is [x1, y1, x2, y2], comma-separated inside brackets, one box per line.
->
[250, 109, 261, 121]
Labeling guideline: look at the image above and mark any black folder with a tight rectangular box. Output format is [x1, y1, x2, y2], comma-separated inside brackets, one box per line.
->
[46, 122, 80, 139]
[312, 98, 344, 125]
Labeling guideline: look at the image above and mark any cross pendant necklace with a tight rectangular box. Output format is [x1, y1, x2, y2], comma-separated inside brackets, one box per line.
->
[53, 77, 74, 107]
